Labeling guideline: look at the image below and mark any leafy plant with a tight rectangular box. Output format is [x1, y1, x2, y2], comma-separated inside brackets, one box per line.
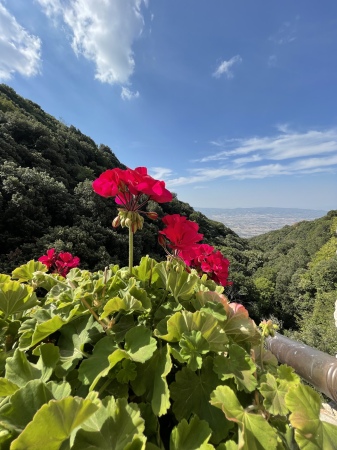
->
[0, 257, 335, 449]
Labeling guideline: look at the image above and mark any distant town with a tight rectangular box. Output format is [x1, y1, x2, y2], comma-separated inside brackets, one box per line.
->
[197, 207, 328, 238]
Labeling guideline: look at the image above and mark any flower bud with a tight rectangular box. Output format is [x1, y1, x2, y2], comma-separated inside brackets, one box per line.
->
[146, 211, 158, 220]
[158, 234, 166, 248]
[112, 216, 121, 228]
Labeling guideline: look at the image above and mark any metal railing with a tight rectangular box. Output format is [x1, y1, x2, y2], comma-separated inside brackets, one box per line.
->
[266, 332, 337, 403]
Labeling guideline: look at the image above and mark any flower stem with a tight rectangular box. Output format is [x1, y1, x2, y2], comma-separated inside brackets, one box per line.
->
[129, 225, 134, 275]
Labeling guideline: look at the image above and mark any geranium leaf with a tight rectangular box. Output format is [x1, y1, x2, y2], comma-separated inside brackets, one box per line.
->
[11, 260, 47, 282]
[131, 346, 172, 416]
[123, 325, 157, 362]
[210, 385, 278, 449]
[0, 380, 54, 432]
[133, 255, 159, 284]
[55, 314, 103, 376]
[259, 373, 290, 416]
[154, 261, 199, 302]
[179, 331, 210, 371]
[221, 301, 261, 345]
[286, 384, 337, 449]
[0, 378, 19, 397]
[214, 344, 257, 392]
[155, 311, 228, 352]
[31, 343, 60, 382]
[0, 274, 11, 284]
[277, 364, 300, 384]
[101, 296, 144, 318]
[0, 281, 37, 318]
[170, 416, 215, 450]
[5, 349, 41, 387]
[72, 396, 146, 450]
[116, 360, 137, 384]
[10, 396, 98, 450]
[78, 336, 117, 385]
[170, 357, 232, 444]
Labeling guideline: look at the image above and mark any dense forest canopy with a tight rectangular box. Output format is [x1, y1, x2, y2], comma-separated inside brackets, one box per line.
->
[1, 84, 336, 354]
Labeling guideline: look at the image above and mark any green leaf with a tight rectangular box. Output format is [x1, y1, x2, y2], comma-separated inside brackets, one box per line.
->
[78, 336, 117, 385]
[123, 325, 157, 363]
[101, 296, 144, 317]
[214, 344, 257, 393]
[170, 416, 215, 450]
[45, 381, 72, 400]
[133, 256, 159, 284]
[5, 349, 41, 387]
[0, 275, 11, 284]
[116, 359, 137, 384]
[11, 260, 47, 282]
[221, 302, 261, 346]
[179, 331, 210, 371]
[32, 343, 60, 382]
[259, 373, 291, 416]
[72, 396, 146, 450]
[10, 396, 98, 450]
[286, 384, 337, 449]
[0, 380, 54, 432]
[56, 314, 103, 376]
[170, 357, 232, 444]
[0, 378, 19, 397]
[0, 281, 37, 318]
[154, 260, 199, 302]
[155, 311, 228, 352]
[131, 346, 172, 416]
[210, 385, 278, 449]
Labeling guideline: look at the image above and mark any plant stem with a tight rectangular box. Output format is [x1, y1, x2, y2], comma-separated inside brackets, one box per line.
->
[129, 226, 134, 275]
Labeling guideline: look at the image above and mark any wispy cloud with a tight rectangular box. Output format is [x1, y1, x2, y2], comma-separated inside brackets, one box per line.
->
[149, 167, 173, 180]
[0, 3, 41, 80]
[36, 0, 147, 86]
[212, 55, 242, 79]
[269, 19, 298, 45]
[166, 127, 337, 186]
[121, 87, 140, 101]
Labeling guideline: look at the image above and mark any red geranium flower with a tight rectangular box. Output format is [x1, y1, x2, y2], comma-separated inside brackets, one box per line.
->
[159, 214, 204, 254]
[39, 249, 80, 277]
[182, 243, 232, 287]
[92, 167, 172, 233]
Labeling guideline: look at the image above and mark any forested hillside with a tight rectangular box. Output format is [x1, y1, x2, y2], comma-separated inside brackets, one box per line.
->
[1, 84, 336, 355]
[249, 211, 337, 353]
[0, 84, 250, 282]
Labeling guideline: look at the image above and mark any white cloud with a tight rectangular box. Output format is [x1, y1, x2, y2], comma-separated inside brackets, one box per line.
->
[0, 3, 41, 80]
[270, 20, 297, 45]
[166, 127, 337, 186]
[149, 167, 173, 180]
[36, 0, 147, 85]
[121, 87, 139, 100]
[212, 55, 242, 79]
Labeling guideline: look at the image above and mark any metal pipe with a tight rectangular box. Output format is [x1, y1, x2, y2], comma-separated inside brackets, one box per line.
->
[266, 332, 337, 403]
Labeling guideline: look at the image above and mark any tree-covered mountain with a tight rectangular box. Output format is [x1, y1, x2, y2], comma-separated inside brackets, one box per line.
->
[0, 84, 249, 280]
[1, 84, 336, 355]
[248, 211, 337, 353]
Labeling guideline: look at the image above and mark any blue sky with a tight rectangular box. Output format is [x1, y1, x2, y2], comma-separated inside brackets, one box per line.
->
[1, 0, 337, 211]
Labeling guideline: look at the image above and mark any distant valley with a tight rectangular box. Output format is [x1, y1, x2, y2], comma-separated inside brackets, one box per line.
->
[196, 207, 328, 238]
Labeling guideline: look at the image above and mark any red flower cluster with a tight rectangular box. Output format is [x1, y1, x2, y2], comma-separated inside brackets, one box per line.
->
[159, 215, 231, 287]
[159, 214, 204, 254]
[92, 167, 172, 206]
[182, 244, 232, 287]
[38, 248, 80, 277]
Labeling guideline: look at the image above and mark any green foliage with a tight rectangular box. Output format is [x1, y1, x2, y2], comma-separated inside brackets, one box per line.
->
[0, 257, 335, 449]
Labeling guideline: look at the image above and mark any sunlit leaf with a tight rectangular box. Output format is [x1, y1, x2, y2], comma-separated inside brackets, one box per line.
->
[286, 384, 337, 449]
[259, 373, 290, 416]
[11, 260, 47, 282]
[133, 255, 159, 284]
[56, 314, 103, 376]
[0, 281, 37, 318]
[101, 296, 144, 318]
[10, 396, 98, 450]
[170, 416, 215, 450]
[0, 380, 54, 432]
[214, 344, 257, 392]
[170, 357, 232, 444]
[0, 378, 19, 397]
[72, 396, 146, 450]
[5, 349, 41, 387]
[0, 275, 11, 284]
[155, 310, 228, 352]
[131, 346, 172, 416]
[210, 385, 278, 449]
[179, 331, 210, 371]
[32, 343, 60, 382]
[154, 260, 199, 302]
